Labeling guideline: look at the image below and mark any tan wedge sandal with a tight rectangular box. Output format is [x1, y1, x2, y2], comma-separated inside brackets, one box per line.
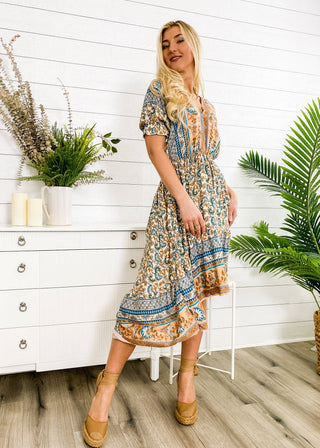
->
[175, 357, 198, 425]
[82, 368, 120, 447]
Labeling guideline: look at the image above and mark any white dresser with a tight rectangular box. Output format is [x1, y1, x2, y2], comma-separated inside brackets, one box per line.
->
[0, 223, 167, 379]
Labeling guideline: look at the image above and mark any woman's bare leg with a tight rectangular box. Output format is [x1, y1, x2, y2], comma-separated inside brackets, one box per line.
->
[87, 338, 136, 421]
[178, 298, 207, 403]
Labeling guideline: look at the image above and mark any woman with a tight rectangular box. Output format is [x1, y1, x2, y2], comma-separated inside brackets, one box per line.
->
[83, 19, 238, 447]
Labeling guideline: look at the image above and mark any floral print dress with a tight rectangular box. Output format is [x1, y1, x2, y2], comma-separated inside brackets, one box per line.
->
[112, 80, 231, 347]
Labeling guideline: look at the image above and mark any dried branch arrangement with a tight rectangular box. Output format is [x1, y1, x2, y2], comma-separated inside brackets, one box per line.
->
[0, 34, 120, 188]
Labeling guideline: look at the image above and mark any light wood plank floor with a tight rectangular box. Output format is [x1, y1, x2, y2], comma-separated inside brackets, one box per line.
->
[0, 341, 319, 448]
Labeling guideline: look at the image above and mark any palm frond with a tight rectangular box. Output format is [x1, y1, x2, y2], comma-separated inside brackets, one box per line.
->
[230, 231, 319, 295]
[252, 220, 292, 246]
[280, 213, 317, 252]
[238, 150, 285, 196]
[229, 220, 292, 267]
[279, 98, 320, 254]
[262, 246, 320, 294]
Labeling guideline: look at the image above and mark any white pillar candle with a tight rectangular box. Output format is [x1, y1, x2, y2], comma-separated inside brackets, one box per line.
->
[11, 192, 28, 226]
[27, 198, 43, 226]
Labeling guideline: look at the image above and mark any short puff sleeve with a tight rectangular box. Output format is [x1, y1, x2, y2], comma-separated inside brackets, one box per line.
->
[139, 83, 171, 139]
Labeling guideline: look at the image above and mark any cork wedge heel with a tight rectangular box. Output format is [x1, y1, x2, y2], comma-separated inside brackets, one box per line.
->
[82, 369, 120, 447]
[175, 357, 198, 425]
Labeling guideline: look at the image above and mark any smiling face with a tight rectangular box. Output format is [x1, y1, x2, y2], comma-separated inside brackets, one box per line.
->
[162, 25, 194, 74]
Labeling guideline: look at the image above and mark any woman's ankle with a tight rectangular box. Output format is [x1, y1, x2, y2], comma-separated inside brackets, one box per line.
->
[97, 383, 116, 397]
[89, 384, 115, 420]
[177, 374, 196, 402]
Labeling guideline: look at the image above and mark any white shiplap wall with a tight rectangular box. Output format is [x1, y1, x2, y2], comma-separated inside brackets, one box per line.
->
[0, 0, 319, 350]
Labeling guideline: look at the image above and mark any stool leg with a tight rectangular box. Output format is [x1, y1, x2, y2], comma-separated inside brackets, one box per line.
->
[150, 347, 160, 381]
[208, 295, 212, 355]
[231, 281, 236, 380]
[169, 345, 174, 384]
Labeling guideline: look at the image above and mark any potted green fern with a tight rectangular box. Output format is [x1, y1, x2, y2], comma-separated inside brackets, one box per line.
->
[18, 120, 120, 225]
[229, 98, 320, 374]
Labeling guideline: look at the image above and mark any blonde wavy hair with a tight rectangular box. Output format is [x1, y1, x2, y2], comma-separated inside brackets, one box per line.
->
[149, 20, 205, 130]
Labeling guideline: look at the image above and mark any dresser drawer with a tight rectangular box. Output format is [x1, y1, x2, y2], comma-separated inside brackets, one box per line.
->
[0, 252, 39, 290]
[0, 230, 146, 251]
[39, 321, 114, 368]
[39, 248, 144, 288]
[39, 284, 130, 325]
[38, 321, 151, 372]
[0, 290, 39, 328]
[0, 327, 38, 367]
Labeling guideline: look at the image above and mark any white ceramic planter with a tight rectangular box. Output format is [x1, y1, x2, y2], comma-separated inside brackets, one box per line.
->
[41, 186, 72, 226]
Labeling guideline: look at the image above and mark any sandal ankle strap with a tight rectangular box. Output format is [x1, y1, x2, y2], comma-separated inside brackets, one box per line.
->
[179, 357, 198, 373]
[96, 369, 120, 393]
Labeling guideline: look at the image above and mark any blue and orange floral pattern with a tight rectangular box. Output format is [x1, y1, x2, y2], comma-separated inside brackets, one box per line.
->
[113, 80, 231, 347]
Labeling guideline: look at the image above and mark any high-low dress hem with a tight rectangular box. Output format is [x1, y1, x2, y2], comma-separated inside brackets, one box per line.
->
[112, 289, 228, 347]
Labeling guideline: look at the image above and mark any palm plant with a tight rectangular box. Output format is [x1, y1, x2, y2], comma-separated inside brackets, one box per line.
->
[229, 98, 320, 310]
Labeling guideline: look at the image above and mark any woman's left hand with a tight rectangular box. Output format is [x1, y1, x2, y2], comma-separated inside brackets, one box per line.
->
[227, 187, 238, 227]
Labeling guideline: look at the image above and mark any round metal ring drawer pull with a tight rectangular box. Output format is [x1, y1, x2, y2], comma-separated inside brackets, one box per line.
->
[17, 263, 26, 273]
[19, 302, 27, 312]
[130, 259, 137, 268]
[18, 236, 26, 246]
[19, 339, 27, 350]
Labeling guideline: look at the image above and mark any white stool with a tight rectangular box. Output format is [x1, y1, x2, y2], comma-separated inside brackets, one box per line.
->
[167, 280, 236, 384]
